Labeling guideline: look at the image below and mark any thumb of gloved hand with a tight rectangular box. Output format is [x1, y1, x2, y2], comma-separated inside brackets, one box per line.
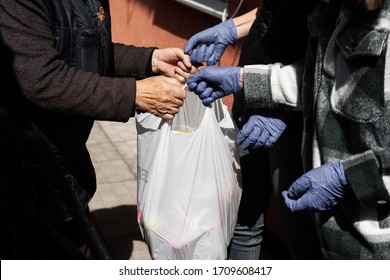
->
[282, 162, 349, 212]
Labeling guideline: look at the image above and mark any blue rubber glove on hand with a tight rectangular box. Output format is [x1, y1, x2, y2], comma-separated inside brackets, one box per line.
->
[187, 66, 241, 106]
[184, 19, 238, 66]
[282, 162, 349, 212]
[236, 114, 287, 149]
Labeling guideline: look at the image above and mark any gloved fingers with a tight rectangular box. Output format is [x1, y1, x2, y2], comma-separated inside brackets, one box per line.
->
[264, 131, 283, 147]
[282, 191, 295, 210]
[194, 81, 208, 95]
[187, 70, 203, 85]
[184, 36, 198, 54]
[270, 120, 287, 135]
[203, 44, 215, 64]
[206, 44, 226, 65]
[207, 52, 219, 66]
[211, 90, 227, 100]
[189, 47, 203, 64]
[259, 117, 278, 135]
[239, 117, 257, 136]
[242, 125, 262, 149]
[235, 123, 258, 150]
[199, 87, 213, 99]
[187, 82, 199, 92]
[189, 48, 199, 64]
[193, 45, 207, 64]
[268, 124, 282, 136]
[284, 164, 348, 212]
[235, 127, 250, 147]
[236, 126, 253, 150]
[282, 191, 311, 212]
[287, 176, 312, 198]
[237, 135, 255, 150]
[254, 129, 271, 148]
[256, 115, 286, 134]
[202, 96, 215, 106]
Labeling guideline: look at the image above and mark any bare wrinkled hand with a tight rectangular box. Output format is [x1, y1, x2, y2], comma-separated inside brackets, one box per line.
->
[152, 48, 196, 83]
[135, 76, 186, 120]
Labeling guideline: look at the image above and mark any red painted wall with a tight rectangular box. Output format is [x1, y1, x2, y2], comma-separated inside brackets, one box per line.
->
[110, 0, 258, 60]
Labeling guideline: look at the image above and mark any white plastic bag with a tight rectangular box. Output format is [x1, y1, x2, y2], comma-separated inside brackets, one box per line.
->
[136, 92, 242, 260]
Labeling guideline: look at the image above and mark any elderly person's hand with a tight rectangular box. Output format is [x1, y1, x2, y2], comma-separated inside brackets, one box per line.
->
[152, 48, 196, 83]
[136, 75, 187, 120]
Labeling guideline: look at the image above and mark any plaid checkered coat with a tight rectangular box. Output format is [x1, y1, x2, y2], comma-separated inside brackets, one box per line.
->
[241, 0, 390, 259]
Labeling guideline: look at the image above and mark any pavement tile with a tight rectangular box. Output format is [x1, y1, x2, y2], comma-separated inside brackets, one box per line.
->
[87, 120, 151, 260]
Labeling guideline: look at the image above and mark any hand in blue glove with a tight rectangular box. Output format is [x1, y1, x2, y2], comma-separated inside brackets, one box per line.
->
[187, 66, 241, 106]
[184, 19, 238, 66]
[282, 162, 349, 212]
[235, 114, 287, 149]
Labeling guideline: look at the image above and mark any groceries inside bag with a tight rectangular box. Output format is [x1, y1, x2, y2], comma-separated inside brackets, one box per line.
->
[136, 92, 242, 260]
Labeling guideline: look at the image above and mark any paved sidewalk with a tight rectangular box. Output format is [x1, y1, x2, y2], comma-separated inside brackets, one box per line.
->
[86, 119, 151, 260]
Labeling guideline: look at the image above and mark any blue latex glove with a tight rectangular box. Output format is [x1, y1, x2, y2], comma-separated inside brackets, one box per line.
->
[282, 162, 349, 212]
[236, 114, 287, 149]
[187, 66, 241, 106]
[184, 19, 238, 66]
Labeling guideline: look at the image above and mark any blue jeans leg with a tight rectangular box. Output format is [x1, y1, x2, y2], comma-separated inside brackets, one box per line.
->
[228, 213, 265, 260]
[228, 149, 272, 260]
